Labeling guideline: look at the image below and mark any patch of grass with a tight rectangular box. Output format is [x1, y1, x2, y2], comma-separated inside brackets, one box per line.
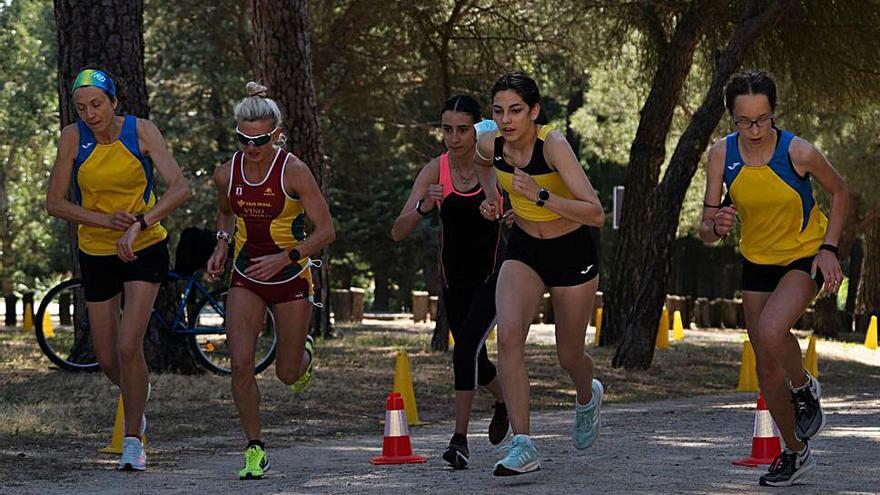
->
[1, 323, 877, 482]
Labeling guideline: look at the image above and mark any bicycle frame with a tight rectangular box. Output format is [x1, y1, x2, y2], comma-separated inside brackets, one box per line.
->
[150, 271, 225, 336]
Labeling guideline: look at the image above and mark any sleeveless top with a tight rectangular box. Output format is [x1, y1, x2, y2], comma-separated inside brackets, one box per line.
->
[437, 153, 501, 287]
[72, 114, 167, 255]
[493, 125, 575, 222]
[228, 148, 309, 284]
[723, 129, 828, 265]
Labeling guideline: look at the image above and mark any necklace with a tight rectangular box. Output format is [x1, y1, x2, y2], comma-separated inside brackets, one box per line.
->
[449, 154, 475, 184]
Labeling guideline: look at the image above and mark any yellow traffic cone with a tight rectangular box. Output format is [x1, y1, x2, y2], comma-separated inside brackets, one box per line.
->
[803, 335, 818, 378]
[99, 394, 147, 454]
[655, 307, 669, 349]
[22, 302, 34, 331]
[391, 351, 425, 426]
[593, 307, 603, 347]
[865, 316, 878, 350]
[672, 310, 685, 341]
[42, 310, 54, 339]
[737, 340, 759, 392]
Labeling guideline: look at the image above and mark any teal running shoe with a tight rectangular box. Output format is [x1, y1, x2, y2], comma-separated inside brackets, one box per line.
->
[573, 378, 604, 450]
[493, 434, 540, 476]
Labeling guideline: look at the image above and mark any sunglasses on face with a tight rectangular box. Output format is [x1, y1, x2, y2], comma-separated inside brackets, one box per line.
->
[235, 126, 277, 147]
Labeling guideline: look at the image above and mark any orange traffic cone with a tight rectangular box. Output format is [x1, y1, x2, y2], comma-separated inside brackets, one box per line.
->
[370, 392, 426, 465]
[732, 394, 782, 467]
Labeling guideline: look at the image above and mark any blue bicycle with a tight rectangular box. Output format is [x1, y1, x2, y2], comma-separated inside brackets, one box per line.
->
[34, 230, 277, 375]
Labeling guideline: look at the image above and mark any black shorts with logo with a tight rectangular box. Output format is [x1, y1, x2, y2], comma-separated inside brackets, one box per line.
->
[741, 255, 823, 293]
[504, 224, 599, 287]
[78, 239, 169, 302]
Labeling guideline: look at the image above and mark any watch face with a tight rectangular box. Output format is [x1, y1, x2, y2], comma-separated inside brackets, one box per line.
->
[538, 189, 550, 201]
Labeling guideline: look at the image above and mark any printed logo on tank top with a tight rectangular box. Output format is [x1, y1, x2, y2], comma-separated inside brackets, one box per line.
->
[263, 187, 275, 197]
[235, 185, 243, 196]
[235, 198, 276, 219]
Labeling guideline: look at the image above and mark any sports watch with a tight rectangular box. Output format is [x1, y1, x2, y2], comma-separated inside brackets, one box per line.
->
[536, 188, 550, 207]
[288, 248, 302, 263]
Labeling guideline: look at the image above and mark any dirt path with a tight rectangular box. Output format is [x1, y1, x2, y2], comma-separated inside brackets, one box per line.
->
[4, 391, 877, 495]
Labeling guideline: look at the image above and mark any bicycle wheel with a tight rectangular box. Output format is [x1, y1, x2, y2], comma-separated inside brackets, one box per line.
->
[187, 288, 277, 375]
[34, 279, 100, 371]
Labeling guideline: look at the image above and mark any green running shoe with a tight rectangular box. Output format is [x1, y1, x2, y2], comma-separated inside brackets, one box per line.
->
[238, 445, 270, 480]
[291, 335, 316, 394]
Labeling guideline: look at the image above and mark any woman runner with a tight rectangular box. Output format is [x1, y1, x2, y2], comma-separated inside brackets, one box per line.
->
[700, 70, 847, 487]
[392, 95, 509, 469]
[206, 82, 335, 480]
[475, 72, 605, 476]
[46, 68, 191, 471]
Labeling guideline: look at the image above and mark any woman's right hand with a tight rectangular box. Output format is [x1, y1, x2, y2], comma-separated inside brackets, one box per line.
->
[480, 197, 501, 220]
[713, 205, 736, 236]
[109, 211, 136, 230]
[421, 184, 444, 212]
[206, 242, 228, 281]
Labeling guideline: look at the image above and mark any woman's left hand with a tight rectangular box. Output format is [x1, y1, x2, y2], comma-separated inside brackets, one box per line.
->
[116, 222, 142, 262]
[812, 249, 844, 294]
[245, 251, 291, 282]
[512, 167, 540, 202]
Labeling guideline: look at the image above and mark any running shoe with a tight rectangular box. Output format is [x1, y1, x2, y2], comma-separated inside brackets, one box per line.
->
[759, 445, 816, 487]
[573, 378, 603, 450]
[442, 433, 469, 469]
[239, 445, 270, 480]
[117, 436, 146, 471]
[493, 434, 540, 476]
[791, 371, 825, 440]
[488, 402, 509, 445]
[291, 335, 315, 394]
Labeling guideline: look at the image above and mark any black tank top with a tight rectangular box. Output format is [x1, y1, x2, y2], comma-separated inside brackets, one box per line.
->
[437, 153, 501, 287]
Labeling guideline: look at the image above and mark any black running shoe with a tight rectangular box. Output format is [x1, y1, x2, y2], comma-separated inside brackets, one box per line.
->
[759, 445, 816, 487]
[791, 372, 825, 440]
[488, 402, 510, 445]
[442, 433, 469, 469]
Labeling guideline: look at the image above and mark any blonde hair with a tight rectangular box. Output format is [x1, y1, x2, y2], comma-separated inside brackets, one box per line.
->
[234, 82, 283, 127]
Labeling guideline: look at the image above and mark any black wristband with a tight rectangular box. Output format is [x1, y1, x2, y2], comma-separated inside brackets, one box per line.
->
[712, 222, 725, 238]
[136, 214, 148, 230]
[415, 199, 430, 216]
[819, 243, 839, 254]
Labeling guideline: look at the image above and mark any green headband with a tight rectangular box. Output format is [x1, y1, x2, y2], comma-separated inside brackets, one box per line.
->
[72, 69, 116, 97]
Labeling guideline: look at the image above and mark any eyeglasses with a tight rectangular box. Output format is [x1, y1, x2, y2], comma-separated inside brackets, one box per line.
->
[235, 127, 277, 146]
[733, 115, 774, 130]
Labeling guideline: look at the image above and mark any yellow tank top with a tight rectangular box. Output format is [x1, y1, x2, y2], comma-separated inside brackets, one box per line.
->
[723, 129, 828, 265]
[494, 126, 575, 222]
[72, 115, 167, 255]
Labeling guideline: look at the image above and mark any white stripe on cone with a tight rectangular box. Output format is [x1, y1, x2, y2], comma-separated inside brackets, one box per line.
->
[753, 408, 781, 439]
[384, 408, 409, 438]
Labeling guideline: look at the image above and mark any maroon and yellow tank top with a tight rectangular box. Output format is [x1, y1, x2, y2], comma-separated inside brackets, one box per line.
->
[228, 148, 309, 284]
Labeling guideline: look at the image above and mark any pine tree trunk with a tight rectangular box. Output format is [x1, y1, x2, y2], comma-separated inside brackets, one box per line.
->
[602, 3, 706, 347]
[611, 1, 788, 369]
[54, 0, 201, 372]
[252, 0, 333, 337]
[855, 210, 880, 322]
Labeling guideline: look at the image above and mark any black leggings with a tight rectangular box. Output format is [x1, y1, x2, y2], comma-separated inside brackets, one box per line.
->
[443, 279, 498, 391]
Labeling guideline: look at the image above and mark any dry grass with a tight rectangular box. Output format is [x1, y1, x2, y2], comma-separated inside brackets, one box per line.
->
[1, 322, 877, 481]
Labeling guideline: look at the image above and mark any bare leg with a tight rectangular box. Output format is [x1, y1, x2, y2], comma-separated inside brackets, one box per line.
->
[495, 260, 544, 435]
[744, 271, 817, 450]
[117, 281, 160, 436]
[227, 288, 269, 442]
[549, 276, 599, 406]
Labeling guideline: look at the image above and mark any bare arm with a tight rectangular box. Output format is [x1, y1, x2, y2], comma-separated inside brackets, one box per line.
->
[391, 158, 440, 241]
[515, 131, 604, 226]
[699, 140, 734, 244]
[790, 137, 848, 248]
[791, 137, 848, 293]
[46, 124, 123, 228]
[475, 132, 501, 220]
[207, 162, 235, 279]
[137, 119, 192, 226]
[283, 156, 335, 258]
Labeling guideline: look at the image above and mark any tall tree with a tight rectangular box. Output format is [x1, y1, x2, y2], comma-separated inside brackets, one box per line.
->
[600, 1, 880, 368]
[251, 0, 332, 337]
[54, 0, 200, 372]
